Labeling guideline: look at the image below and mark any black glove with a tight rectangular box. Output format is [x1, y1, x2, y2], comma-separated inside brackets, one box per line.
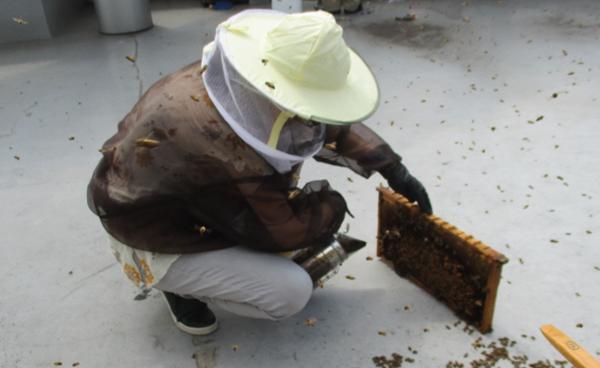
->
[380, 161, 433, 214]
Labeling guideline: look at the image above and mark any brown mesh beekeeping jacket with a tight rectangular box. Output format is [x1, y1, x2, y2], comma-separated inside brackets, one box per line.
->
[87, 61, 399, 254]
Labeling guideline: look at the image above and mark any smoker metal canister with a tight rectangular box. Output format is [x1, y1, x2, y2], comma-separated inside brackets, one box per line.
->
[300, 239, 348, 287]
[289, 244, 326, 265]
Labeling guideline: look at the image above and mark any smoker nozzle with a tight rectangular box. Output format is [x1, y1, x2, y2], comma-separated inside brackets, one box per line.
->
[292, 234, 367, 287]
[336, 233, 367, 253]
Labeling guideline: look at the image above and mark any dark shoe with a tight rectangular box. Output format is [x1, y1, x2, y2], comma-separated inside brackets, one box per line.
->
[162, 292, 218, 335]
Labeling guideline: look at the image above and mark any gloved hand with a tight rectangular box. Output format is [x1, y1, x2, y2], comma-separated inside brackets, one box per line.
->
[380, 161, 433, 214]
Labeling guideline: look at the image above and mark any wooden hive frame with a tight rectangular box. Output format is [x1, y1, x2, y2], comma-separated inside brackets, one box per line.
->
[377, 187, 508, 333]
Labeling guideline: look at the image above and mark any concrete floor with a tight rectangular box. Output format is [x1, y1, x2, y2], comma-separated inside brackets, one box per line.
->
[1, 1, 599, 367]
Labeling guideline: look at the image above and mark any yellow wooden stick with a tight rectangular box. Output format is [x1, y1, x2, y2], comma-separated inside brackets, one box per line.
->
[540, 324, 600, 368]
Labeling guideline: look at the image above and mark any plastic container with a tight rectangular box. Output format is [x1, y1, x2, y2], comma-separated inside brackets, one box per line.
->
[93, 0, 153, 34]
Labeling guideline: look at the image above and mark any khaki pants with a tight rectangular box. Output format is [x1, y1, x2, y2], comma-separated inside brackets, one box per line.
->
[155, 246, 313, 320]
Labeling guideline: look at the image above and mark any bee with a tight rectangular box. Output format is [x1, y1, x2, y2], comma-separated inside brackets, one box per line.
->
[135, 138, 160, 148]
[287, 189, 301, 200]
[194, 225, 212, 237]
[304, 318, 317, 327]
[325, 142, 337, 151]
[13, 17, 28, 25]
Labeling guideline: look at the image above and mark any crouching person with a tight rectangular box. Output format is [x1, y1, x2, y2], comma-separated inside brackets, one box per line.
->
[87, 10, 431, 335]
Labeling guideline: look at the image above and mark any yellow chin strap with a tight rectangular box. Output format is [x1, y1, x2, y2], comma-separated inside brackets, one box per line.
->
[267, 111, 295, 149]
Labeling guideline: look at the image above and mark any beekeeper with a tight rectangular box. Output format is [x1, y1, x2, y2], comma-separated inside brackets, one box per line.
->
[87, 10, 432, 336]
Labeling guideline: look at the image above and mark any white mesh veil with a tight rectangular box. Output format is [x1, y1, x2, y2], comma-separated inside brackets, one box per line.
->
[201, 18, 326, 174]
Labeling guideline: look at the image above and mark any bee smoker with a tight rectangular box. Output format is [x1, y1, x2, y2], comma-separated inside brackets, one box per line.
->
[291, 234, 367, 287]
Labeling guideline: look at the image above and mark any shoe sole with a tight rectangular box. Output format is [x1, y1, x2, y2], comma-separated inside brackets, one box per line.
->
[162, 295, 219, 336]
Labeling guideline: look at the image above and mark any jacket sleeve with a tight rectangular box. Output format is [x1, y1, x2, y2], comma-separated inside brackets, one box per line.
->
[313, 123, 401, 178]
[233, 179, 347, 252]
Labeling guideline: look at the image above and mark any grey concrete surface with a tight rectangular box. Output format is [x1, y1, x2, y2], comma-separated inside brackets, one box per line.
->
[1, 1, 599, 367]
